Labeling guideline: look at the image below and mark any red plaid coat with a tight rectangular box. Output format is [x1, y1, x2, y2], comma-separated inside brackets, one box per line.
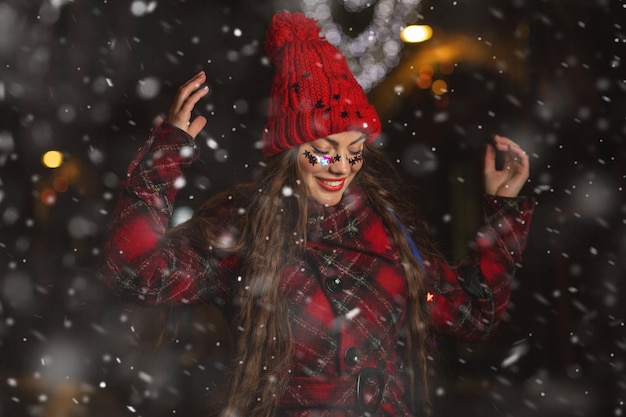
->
[102, 123, 534, 416]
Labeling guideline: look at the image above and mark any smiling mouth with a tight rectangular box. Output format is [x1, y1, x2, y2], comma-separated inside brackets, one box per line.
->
[315, 177, 346, 192]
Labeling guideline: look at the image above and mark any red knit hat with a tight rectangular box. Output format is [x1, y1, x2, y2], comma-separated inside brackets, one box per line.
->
[262, 11, 382, 157]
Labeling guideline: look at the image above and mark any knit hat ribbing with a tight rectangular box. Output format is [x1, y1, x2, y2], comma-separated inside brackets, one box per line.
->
[262, 11, 381, 157]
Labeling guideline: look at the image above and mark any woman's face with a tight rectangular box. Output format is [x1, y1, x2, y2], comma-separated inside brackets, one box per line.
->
[297, 131, 366, 206]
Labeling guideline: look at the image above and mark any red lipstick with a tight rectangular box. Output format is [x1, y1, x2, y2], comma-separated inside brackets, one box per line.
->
[315, 177, 346, 192]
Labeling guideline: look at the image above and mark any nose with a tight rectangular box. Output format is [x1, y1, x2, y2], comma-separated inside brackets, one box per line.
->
[329, 152, 350, 175]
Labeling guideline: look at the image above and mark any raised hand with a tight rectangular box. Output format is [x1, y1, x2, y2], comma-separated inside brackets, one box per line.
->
[167, 71, 210, 139]
[483, 135, 530, 197]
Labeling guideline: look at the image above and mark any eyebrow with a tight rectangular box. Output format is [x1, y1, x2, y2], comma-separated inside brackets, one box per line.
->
[319, 134, 367, 146]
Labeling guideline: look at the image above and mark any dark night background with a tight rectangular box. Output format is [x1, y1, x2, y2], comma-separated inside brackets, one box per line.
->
[0, 0, 624, 416]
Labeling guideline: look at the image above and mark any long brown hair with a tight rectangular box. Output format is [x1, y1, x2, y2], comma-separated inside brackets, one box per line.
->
[358, 145, 437, 414]
[185, 144, 437, 417]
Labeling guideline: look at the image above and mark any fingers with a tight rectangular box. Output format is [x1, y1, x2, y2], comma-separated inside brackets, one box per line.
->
[188, 115, 207, 138]
[483, 135, 530, 197]
[494, 135, 529, 166]
[171, 71, 207, 114]
[179, 83, 209, 117]
[483, 143, 497, 175]
[168, 71, 210, 137]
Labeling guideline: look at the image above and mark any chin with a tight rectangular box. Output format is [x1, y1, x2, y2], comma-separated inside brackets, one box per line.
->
[312, 193, 342, 206]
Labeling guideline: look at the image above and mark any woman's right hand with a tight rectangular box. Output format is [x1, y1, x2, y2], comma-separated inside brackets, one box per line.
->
[167, 71, 210, 139]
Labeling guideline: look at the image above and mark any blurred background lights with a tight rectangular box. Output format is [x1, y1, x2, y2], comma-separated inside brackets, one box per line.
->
[440, 61, 455, 74]
[0, 130, 15, 152]
[67, 216, 98, 239]
[172, 206, 194, 227]
[432, 79, 448, 95]
[416, 64, 433, 89]
[40, 188, 57, 206]
[136, 76, 161, 100]
[130, 0, 157, 16]
[2, 270, 35, 313]
[53, 176, 69, 192]
[57, 104, 77, 123]
[37, 340, 86, 383]
[401, 25, 433, 43]
[42, 150, 64, 168]
[301, 0, 423, 91]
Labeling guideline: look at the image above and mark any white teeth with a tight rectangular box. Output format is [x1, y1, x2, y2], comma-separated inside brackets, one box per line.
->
[322, 180, 342, 187]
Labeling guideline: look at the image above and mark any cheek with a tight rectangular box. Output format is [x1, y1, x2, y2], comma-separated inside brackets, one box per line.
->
[348, 152, 364, 166]
[301, 150, 316, 167]
[350, 160, 363, 175]
[298, 152, 322, 175]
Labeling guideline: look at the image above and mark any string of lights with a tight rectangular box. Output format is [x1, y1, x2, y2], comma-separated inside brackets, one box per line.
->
[300, 0, 423, 91]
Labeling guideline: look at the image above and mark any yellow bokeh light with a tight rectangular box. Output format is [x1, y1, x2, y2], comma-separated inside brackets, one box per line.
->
[401, 25, 433, 43]
[42, 150, 64, 168]
[432, 79, 448, 95]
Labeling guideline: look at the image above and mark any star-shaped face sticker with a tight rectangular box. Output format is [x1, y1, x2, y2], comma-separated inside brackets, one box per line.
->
[303, 150, 317, 166]
[303, 149, 342, 167]
[348, 153, 363, 165]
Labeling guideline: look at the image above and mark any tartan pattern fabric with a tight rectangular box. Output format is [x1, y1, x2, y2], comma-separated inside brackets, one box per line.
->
[278, 187, 411, 415]
[101, 123, 535, 416]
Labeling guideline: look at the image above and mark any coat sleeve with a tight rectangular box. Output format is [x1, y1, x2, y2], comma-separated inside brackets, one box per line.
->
[425, 195, 535, 341]
[100, 122, 238, 306]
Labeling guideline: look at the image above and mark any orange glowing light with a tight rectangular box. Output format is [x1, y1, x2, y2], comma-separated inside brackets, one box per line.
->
[432, 79, 448, 95]
[40, 188, 57, 206]
[440, 61, 455, 75]
[416, 75, 432, 89]
[419, 64, 434, 77]
[53, 176, 69, 192]
[426, 292, 434, 302]
[416, 65, 434, 89]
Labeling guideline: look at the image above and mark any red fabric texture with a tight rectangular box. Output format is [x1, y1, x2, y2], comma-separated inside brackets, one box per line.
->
[261, 11, 381, 157]
[101, 123, 535, 416]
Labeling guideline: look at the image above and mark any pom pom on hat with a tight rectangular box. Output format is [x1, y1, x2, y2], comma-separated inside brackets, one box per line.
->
[264, 12, 321, 61]
[262, 11, 381, 157]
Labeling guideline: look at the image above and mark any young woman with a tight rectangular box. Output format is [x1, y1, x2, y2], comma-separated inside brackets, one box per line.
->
[101, 11, 534, 417]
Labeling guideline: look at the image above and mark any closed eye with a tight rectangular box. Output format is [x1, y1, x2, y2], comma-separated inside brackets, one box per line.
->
[311, 146, 330, 155]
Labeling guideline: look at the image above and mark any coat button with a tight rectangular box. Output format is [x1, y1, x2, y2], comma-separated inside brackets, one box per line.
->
[344, 347, 360, 366]
[326, 277, 343, 293]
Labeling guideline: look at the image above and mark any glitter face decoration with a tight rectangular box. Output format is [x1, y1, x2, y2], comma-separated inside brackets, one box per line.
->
[303, 150, 342, 167]
[348, 153, 363, 165]
[302, 149, 363, 167]
[297, 131, 365, 206]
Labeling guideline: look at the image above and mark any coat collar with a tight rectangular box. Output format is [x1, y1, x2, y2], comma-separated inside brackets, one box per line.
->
[306, 183, 399, 262]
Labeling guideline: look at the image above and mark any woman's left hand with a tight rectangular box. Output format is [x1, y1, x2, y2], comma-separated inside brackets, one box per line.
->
[483, 135, 529, 197]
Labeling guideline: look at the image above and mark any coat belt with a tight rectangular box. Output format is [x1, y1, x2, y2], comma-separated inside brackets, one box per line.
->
[280, 368, 387, 414]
